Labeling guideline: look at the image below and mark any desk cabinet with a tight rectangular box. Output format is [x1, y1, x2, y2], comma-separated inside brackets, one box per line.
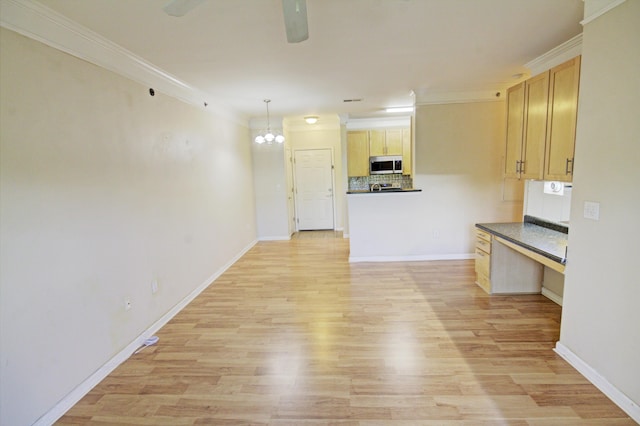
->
[475, 229, 492, 293]
[475, 227, 543, 294]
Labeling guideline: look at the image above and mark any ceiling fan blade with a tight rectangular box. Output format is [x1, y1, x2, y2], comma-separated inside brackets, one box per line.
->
[163, 0, 205, 17]
[282, 0, 309, 43]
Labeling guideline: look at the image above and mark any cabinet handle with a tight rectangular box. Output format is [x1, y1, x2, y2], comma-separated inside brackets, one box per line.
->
[515, 160, 521, 173]
[520, 160, 525, 174]
[565, 158, 574, 174]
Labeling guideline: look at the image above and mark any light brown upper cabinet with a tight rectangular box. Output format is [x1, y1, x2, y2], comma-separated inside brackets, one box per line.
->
[504, 82, 526, 178]
[402, 128, 412, 176]
[384, 130, 404, 156]
[347, 130, 370, 177]
[504, 72, 549, 180]
[369, 129, 403, 156]
[348, 128, 412, 177]
[524, 72, 551, 180]
[503, 56, 580, 182]
[369, 130, 385, 156]
[544, 56, 581, 181]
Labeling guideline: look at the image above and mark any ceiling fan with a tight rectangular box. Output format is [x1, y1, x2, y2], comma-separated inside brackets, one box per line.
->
[163, 0, 309, 43]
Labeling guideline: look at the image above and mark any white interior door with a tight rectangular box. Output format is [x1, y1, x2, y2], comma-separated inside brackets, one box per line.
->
[294, 149, 334, 230]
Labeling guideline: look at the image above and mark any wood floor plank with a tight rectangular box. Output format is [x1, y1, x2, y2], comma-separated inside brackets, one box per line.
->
[56, 237, 635, 425]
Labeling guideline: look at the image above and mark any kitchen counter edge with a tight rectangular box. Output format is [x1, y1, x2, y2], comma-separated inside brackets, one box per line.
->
[475, 220, 567, 265]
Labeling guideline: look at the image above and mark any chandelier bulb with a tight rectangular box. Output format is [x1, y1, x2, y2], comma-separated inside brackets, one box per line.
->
[254, 99, 285, 144]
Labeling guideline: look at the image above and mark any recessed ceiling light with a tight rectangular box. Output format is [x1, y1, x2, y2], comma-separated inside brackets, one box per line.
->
[304, 116, 318, 124]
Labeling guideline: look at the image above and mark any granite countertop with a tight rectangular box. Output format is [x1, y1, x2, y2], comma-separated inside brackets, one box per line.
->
[476, 215, 568, 264]
[347, 188, 422, 194]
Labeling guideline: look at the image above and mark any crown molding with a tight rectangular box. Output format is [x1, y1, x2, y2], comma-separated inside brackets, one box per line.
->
[581, 0, 628, 25]
[0, 0, 246, 125]
[524, 33, 583, 76]
[414, 89, 505, 106]
[345, 116, 411, 130]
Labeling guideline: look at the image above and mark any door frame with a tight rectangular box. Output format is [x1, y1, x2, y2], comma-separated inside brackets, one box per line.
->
[285, 148, 296, 236]
[292, 148, 337, 232]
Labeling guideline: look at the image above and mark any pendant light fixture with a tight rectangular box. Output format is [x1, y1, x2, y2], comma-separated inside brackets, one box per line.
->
[255, 99, 285, 144]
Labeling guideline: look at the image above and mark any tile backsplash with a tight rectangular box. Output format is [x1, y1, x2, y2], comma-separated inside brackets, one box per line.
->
[348, 175, 413, 191]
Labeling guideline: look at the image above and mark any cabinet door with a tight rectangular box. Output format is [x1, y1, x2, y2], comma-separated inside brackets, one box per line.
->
[475, 228, 492, 294]
[347, 131, 370, 177]
[385, 130, 403, 155]
[544, 56, 581, 182]
[504, 82, 525, 178]
[521, 71, 549, 180]
[369, 130, 386, 156]
[402, 128, 412, 176]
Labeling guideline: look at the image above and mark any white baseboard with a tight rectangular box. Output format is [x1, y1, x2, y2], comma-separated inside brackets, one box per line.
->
[34, 239, 258, 426]
[541, 287, 563, 306]
[554, 342, 640, 423]
[349, 253, 475, 263]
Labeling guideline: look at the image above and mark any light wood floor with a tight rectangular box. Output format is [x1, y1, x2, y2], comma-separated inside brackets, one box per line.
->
[291, 230, 344, 239]
[58, 238, 634, 425]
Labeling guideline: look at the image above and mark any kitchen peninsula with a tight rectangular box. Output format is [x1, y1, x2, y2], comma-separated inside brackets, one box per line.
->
[347, 189, 431, 262]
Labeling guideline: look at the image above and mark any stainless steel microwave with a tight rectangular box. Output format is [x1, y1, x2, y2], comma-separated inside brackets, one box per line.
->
[370, 156, 402, 174]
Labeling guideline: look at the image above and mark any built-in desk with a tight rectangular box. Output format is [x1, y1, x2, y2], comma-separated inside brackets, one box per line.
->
[475, 216, 568, 301]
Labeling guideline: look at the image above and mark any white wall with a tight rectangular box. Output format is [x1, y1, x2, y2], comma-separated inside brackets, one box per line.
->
[0, 28, 257, 426]
[559, 0, 640, 412]
[251, 140, 290, 240]
[412, 101, 522, 255]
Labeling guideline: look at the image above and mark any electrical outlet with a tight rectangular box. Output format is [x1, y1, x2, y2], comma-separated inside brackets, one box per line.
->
[151, 279, 158, 294]
[124, 297, 132, 311]
[584, 201, 600, 220]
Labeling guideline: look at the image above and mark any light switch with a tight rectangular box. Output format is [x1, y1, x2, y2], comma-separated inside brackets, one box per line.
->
[583, 201, 600, 220]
